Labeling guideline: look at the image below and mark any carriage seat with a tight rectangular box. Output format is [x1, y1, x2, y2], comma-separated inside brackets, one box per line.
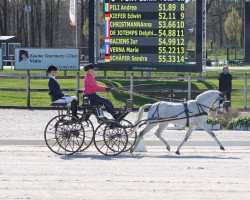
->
[77, 90, 106, 120]
[51, 102, 69, 107]
[77, 90, 100, 108]
[48, 91, 69, 107]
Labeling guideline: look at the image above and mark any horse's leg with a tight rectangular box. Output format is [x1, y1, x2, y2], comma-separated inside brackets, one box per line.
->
[175, 127, 193, 155]
[199, 123, 225, 151]
[155, 123, 171, 151]
[130, 123, 157, 153]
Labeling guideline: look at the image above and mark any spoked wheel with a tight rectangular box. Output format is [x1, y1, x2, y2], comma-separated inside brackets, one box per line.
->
[78, 119, 94, 152]
[94, 121, 128, 156]
[119, 119, 137, 152]
[44, 115, 85, 155]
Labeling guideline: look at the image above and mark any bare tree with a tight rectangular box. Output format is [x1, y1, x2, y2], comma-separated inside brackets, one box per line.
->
[0, 0, 8, 35]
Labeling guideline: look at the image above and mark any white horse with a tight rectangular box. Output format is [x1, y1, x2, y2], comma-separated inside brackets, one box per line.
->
[130, 90, 225, 155]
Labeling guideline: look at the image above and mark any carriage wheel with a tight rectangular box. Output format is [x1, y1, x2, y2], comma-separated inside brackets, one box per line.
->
[78, 119, 94, 152]
[119, 119, 137, 152]
[44, 115, 85, 155]
[94, 121, 128, 156]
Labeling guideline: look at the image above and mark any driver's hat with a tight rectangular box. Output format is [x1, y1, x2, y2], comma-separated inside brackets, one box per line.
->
[84, 64, 95, 72]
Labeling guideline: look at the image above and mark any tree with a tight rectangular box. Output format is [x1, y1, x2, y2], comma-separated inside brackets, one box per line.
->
[224, 7, 242, 59]
[224, 7, 242, 47]
[0, 0, 8, 35]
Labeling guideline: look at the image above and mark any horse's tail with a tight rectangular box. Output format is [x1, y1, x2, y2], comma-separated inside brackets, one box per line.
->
[130, 104, 152, 136]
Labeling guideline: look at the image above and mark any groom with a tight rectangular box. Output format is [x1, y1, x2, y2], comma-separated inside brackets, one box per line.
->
[47, 65, 78, 118]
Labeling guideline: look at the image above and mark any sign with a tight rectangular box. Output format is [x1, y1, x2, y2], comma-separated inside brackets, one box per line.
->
[69, 0, 76, 26]
[24, 5, 31, 13]
[14, 48, 79, 70]
[89, 0, 202, 72]
[0, 49, 2, 70]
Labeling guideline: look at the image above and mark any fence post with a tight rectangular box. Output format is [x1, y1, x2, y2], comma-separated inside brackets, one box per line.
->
[244, 73, 248, 109]
[130, 73, 134, 102]
[104, 70, 107, 79]
[76, 71, 80, 100]
[146, 71, 151, 78]
[188, 73, 191, 100]
[27, 70, 30, 107]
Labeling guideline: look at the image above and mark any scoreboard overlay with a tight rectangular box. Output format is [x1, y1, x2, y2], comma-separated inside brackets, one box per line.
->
[89, 0, 202, 72]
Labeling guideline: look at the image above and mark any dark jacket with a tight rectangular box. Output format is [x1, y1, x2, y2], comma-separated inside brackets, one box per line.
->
[218, 73, 232, 92]
[48, 77, 64, 101]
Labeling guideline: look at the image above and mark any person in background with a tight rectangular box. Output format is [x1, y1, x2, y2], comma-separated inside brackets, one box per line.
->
[83, 63, 122, 120]
[218, 66, 233, 101]
[47, 65, 78, 118]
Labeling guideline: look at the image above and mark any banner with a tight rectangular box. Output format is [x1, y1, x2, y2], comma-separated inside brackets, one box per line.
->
[14, 48, 79, 70]
[0, 49, 2, 70]
[69, 0, 76, 26]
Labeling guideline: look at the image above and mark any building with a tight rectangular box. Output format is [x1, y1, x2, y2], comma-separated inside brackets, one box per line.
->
[0, 36, 22, 66]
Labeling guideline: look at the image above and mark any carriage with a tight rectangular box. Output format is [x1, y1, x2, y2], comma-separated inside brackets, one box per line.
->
[44, 92, 137, 156]
[44, 90, 226, 156]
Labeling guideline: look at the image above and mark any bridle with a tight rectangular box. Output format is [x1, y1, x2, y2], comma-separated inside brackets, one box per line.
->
[196, 93, 225, 113]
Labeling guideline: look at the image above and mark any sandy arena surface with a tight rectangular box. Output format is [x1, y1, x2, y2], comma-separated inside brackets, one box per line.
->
[0, 109, 250, 200]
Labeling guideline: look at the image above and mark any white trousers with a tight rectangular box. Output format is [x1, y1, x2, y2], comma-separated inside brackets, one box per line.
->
[53, 95, 78, 104]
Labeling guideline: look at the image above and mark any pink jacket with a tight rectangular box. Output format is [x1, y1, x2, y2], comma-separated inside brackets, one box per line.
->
[84, 74, 106, 94]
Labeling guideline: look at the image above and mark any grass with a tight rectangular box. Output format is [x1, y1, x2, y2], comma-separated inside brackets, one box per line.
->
[0, 68, 250, 108]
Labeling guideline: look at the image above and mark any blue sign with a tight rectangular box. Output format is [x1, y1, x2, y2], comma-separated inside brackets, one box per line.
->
[15, 48, 80, 70]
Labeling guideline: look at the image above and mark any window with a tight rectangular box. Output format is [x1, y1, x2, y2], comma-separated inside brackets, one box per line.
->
[8, 43, 21, 56]
[1, 43, 6, 56]
[8, 43, 15, 56]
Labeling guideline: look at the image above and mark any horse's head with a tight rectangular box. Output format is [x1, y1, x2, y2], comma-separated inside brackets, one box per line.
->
[196, 90, 225, 114]
[214, 92, 225, 115]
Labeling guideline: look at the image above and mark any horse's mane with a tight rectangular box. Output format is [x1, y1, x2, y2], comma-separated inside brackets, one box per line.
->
[195, 90, 220, 102]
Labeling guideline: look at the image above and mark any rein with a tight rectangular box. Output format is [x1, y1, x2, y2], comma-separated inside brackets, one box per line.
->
[111, 87, 184, 102]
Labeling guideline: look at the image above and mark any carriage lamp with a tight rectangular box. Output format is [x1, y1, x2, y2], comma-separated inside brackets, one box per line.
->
[83, 97, 90, 106]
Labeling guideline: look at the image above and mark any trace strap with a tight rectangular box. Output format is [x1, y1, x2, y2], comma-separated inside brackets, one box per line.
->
[144, 112, 208, 126]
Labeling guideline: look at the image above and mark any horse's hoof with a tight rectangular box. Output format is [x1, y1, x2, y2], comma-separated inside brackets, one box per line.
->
[166, 146, 170, 151]
[130, 148, 134, 154]
[175, 151, 180, 155]
[220, 146, 225, 151]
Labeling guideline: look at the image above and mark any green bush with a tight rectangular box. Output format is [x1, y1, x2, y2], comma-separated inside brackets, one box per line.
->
[207, 117, 220, 125]
[227, 116, 250, 130]
[208, 108, 240, 129]
[218, 108, 240, 128]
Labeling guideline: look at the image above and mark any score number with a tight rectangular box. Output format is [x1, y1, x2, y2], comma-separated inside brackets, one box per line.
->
[159, 3, 185, 11]
[158, 55, 185, 63]
[158, 46, 184, 54]
[158, 38, 184, 46]
[159, 21, 185, 29]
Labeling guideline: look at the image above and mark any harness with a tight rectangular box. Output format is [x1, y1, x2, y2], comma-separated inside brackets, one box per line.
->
[151, 102, 162, 119]
[135, 93, 224, 128]
[183, 102, 190, 127]
[148, 101, 203, 127]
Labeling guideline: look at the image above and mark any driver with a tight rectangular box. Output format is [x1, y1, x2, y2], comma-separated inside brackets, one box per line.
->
[83, 63, 122, 120]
